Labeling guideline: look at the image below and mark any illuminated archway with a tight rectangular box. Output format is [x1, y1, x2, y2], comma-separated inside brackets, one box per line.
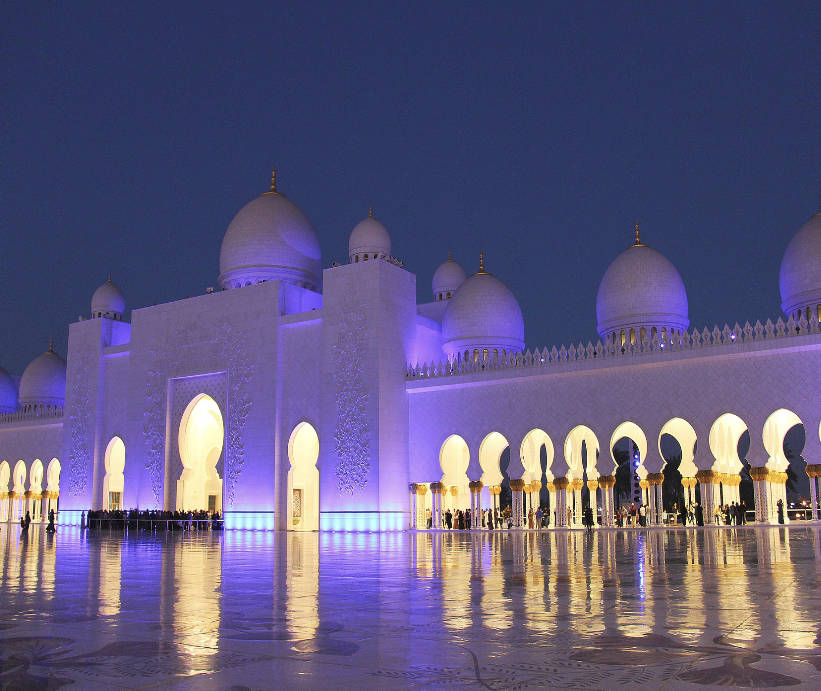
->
[0, 461, 9, 522]
[45, 458, 61, 519]
[103, 436, 125, 511]
[610, 421, 648, 510]
[287, 422, 320, 531]
[439, 435, 470, 513]
[762, 408, 803, 472]
[29, 459, 44, 521]
[176, 394, 224, 513]
[520, 429, 554, 482]
[659, 417, 698, 511]
[479, 432, 508, 485]
[12, 460, 26, 522]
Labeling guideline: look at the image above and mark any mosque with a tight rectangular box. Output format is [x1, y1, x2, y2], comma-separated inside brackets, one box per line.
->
[1, 172, 819, 531]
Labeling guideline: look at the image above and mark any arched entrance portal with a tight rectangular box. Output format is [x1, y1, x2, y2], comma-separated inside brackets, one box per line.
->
[176, 394, 224, 514]
[103, 436, 125, 511]
[287, 422, 320, 531]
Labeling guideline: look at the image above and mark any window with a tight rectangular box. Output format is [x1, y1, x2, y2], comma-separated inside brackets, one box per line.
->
[640, 327, 646, 341]
[108, 491, 121, 511]
[629, 328, 636, 344]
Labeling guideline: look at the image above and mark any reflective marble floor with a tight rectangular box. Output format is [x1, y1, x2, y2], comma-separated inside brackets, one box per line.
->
[1, 525, 820, 689]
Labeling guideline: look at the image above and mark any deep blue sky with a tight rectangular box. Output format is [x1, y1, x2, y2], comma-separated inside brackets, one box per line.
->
[2, 1, 820, 373]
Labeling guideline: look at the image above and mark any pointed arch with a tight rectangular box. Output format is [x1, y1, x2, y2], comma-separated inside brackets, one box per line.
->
[479, 432, 508, 485]
[708, 413, 748, 475]
[520, 428, 555, 482]
[287, 421, 320, 531]
[103, 436, 125, 510]
[176, 393, 224, 513]
[762, 408, 803, 473]
[659, 417, 698, 478]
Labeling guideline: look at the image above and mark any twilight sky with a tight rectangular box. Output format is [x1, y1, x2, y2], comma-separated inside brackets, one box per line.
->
[2, 1, 820, 374]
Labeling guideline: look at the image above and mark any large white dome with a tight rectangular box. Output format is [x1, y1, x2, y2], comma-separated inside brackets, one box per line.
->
[19, 345, 66, 409]
[596, 228, 689, 341]
[91, 276, 126, 319]
[0, 366, 17, 413]
[779, 212, 821, 322]
[432, 254, 467, 301]
[219, 172, 321, 291]
[349, 209, 391, 262]
[442, 256, 525, 360]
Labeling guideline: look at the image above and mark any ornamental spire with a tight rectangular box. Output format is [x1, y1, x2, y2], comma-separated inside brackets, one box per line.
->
[264, 168, 278, 195]
[48, 336, 54, 353]
[632, 221, 646, 247]
[448, 251, 453, 261]
[368, 206, 374, 218]
[478, 251, 486, 274]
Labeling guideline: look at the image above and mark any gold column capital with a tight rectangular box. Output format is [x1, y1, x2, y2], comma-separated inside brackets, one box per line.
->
[509, 479, 526, 491]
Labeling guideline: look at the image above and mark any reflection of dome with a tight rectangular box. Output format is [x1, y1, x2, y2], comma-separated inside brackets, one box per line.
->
[19, 344, 66, 409]
[349, 208, 391, 262]
[432, 253, 466, 301]
[218, 171, 321, 291]
[0, 366, 17, 413]
[596, 225, 689, 343]
[91, 275, 126, 319]
[442, 254, 525, 360]
[779, 211, 821, 322]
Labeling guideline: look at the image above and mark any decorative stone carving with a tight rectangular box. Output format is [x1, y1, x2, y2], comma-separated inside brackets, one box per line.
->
[67, 351, 93, 497]
[142, 319, 255, 509]
[331, 310, 370, 495]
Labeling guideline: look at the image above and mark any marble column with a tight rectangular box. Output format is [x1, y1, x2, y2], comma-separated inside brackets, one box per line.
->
[430, 482, 443, 528]
[0, 492, 7, 522]
[553, 477, 569, 527]
[647, 473, 664, 525]
[571, 478, 584, 527]
[695, 470, 718, 524]
[806, 465, 820, 521]
[510, 479, 525, 528]
[545, 481, 556, 527]
[469, 481, 483, 529]
[587, 480, 599, 528]
[416, 484, 428, 528]
[409, 484, 419, 529]
[599, 475, 615, 527]
[749, 467, 770, 523]
[532, 480, 543, 527]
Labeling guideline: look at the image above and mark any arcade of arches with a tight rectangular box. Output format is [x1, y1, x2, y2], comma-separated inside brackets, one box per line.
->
[0, 457, 61, 523]
[409, 408, 821, 530]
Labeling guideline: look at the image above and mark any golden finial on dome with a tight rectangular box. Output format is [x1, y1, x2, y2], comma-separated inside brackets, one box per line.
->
[478, 251, 486, 274]
[263, 168, 278, 195]
[632, 221, 646, 247]
[48, 336, 54, 353]
[107, 272, 112, 282]
[368, 206, 374, 218]
[448, 251, 453, 261]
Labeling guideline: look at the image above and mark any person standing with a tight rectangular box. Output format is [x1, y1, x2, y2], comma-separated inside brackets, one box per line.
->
[695, 503, 704, 526]
[777, 499, 785, 524]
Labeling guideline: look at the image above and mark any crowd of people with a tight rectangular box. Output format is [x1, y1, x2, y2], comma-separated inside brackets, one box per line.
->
[84, 508, 222, 531]
[420, 499, 766, 531]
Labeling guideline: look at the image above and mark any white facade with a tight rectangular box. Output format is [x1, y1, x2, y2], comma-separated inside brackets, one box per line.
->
[1, 177, 820, 530]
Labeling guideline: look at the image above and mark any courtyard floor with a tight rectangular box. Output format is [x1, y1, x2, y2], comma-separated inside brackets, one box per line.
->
[1, 523, 820, 689]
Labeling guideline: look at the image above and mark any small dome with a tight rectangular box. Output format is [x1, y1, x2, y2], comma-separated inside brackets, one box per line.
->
[19, 344, 66, 408]
[349, 209, 391, 262]
[91, 276, 126, 319]
[779, 211, 821, 321]
[432, 253, 467, 301]
[0, 366, 17, 413]
[596, 227, 689, 341]
[442, 255, 525, 359]
[219, 171, 321, 290]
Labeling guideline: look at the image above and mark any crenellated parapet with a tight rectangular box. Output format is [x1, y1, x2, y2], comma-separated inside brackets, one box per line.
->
[406, 315, 820, 380]
[0, 407, 64, 425]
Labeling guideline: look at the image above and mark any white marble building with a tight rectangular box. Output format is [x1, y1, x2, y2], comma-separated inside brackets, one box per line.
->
[1, 172, 819, 530]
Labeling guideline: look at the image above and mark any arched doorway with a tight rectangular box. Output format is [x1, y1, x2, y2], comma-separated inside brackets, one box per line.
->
[12, 460, 26, 522]
[287, 422, 319, 531]
[103, 437, 125, 511]
[0, 461, 10, 522]
[29, 459, 44, 521]
[45, 458, 61, 519]
[176, 394, 224, 514]
[439, 434, 470, 519]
